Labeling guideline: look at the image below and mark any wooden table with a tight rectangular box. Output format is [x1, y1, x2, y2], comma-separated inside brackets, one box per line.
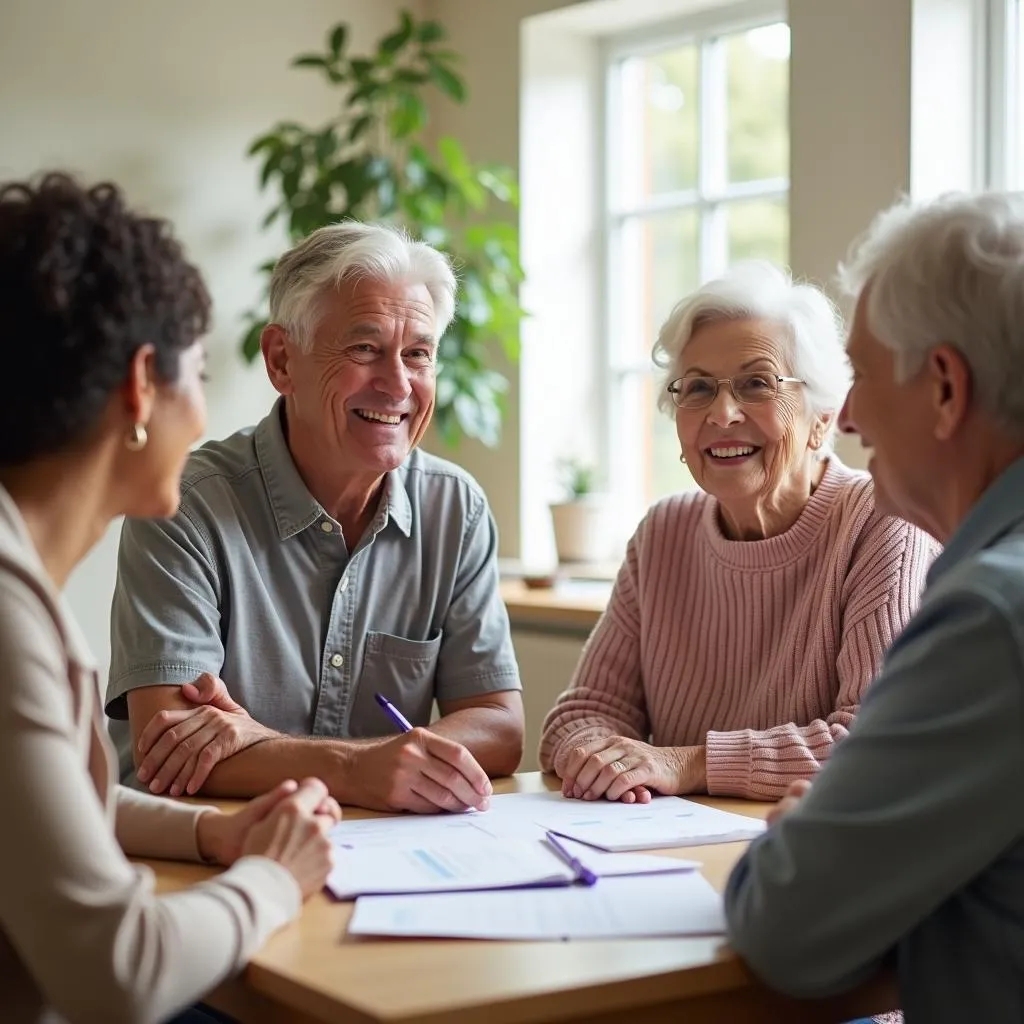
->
[143, 773, 898, 1023]
[499, 580, 609, 633]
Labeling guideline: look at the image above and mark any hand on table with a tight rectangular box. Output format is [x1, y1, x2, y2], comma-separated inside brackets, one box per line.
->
[766, 779, 812, 827]
[197, 777, 341, 897]
[350, 728, 492, 814]
[136, 673, 276, 796]
[560, 736, 706, 803]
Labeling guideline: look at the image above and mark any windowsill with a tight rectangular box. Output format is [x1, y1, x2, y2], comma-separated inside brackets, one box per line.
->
[500, 579, 611, 633]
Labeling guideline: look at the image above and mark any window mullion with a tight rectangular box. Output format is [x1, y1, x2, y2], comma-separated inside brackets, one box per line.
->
[698, 35, 729, 279]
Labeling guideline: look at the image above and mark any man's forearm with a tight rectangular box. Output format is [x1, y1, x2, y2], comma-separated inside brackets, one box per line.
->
[429, 706, 524, 777]
[198, 733, 379, 800]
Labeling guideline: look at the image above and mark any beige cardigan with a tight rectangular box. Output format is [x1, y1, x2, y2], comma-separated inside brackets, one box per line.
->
[0, 488, 300, 1024]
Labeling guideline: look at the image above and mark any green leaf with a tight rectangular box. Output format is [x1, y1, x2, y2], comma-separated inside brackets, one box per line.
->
[428, 60, 466, 102]
[348, 114, 373, 142]
[424, 48, 461, 64]
[417, 20, 447, 44]
[379, 20, 413, 55]
[246, 133, 279, 157]
[394, 68, 429, 85]
[350, 58, 375, 81]
[258, 154, 280, 189]
[389, 92, 426, 138]
[328, 24, 347, 58]
[292, 54, 328, 70]
[314, 128, 338, 165]
[349, 82, 382, 105]
[240, 319, 266, 363]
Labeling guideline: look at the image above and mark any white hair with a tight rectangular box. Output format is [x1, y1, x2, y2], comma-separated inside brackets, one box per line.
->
[268, 221, 457, 350]
[653, 261, 850, 454]
[838, 191, 1024, 437]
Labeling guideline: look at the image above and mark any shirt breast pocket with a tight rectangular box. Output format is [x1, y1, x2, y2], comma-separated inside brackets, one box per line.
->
[361, 630, 442, 729]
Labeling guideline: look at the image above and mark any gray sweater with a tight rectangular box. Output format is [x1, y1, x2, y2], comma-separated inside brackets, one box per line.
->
[724, 457, 1024, 1023]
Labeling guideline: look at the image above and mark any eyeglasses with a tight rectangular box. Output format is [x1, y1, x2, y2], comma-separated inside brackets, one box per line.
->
[667, 373, 805, 410]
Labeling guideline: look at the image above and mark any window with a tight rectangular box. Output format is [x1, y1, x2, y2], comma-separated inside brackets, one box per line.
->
[601, 9, 790, 521]
[986, 0, 1024, 188]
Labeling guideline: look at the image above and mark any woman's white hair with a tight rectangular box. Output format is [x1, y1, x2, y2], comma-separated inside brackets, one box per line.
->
[838, 191, 1024, 437]
[653, 260, 850, 454]
[268, 221, 457, 350]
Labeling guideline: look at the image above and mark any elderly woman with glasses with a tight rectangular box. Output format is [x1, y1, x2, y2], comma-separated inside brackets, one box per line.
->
[540, 260, 937, 803]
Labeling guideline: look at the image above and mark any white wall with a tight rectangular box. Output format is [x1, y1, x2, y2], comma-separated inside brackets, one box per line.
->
[0, 0, 417, 678]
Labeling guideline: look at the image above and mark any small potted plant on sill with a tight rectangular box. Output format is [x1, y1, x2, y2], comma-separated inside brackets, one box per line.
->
[549, 458, 612, 564]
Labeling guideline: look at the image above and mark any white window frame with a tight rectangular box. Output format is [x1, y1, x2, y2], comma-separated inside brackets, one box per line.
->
[985, 0, 1021, 188]
[598, 0, 789, 526]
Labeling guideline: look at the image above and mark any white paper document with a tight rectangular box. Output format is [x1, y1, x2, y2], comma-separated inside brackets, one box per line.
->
[348, 872, 726, 940]
[555, 837, 700, 877]
[531, 795, 765, 851]
[326, 838, 575, 900]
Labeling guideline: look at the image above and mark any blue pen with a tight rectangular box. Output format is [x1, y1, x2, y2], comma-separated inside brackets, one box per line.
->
[374, 692, 414, 733]
[545, 830, 598, 886]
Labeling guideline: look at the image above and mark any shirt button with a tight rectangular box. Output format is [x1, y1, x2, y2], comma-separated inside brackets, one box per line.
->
[330, 653, 344, 668]
[340, 575, 349, 593]
[320, 520, 334, 533]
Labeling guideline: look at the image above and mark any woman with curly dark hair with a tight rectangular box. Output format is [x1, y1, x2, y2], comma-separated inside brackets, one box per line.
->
[0, 173, 340, 1024]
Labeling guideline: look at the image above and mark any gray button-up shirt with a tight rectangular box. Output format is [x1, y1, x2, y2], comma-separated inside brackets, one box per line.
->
[106, 400, 520, 779]
[724, 455, 1024, 1023]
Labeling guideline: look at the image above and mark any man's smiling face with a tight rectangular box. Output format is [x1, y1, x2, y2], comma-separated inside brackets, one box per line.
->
[284, 275, 438, 477]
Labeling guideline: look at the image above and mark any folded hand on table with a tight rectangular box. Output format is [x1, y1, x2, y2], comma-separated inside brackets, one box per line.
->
[136, 673, 276, 796]
[196, 777, 341, 898]
[560, 736, 707, 803]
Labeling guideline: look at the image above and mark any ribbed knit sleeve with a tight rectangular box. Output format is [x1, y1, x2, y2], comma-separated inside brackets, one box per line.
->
[538, 521, 652, 776]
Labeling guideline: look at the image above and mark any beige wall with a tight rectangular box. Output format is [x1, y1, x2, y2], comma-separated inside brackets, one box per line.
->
[0, 0, 418, 677]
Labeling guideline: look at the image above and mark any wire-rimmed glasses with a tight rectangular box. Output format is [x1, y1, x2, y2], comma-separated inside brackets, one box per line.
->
[666, 373, 805, 410]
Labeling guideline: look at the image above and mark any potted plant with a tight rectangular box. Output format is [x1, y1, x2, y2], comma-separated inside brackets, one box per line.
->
[549, 458, 612, 564]
[240, 11, 525, 447]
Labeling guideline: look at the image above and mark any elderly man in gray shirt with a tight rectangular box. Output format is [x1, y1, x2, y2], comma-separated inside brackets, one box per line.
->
[725, 192, 1024, 1022]
[106, 222, 524, 813]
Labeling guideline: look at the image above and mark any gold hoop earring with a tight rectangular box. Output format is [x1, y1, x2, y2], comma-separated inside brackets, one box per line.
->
[125, 423, 148, 452]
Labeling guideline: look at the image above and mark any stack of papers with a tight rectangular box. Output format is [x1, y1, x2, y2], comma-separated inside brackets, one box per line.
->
[348, 872, 727, 940]
[327, 791, 762, 936]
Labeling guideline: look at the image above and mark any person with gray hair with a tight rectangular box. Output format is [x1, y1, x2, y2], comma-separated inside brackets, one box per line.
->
[725, 193, 1024, 1023]
[106, 221, 524, 814]
[540, 260, 935, 803]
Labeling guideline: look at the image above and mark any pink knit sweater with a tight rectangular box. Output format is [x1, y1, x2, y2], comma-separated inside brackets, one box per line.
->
[539, 458, 938, 799]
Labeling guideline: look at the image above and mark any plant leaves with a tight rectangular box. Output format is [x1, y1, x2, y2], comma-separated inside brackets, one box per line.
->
[389, 92, 426, 138]
[350, 58, 375, 81]
[329, 24, 347, 58]
[379, 20, 413, 55]
[240, 319, 266, 362]
[292, 54, 328, 70]
[417, 20, 447, 44]
[428, 60, 466, 102]
[348, 113, 373, 143]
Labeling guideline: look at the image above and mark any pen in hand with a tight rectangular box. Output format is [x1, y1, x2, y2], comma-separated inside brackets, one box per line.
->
[374, 692, 414, 733]
[545, 830, 598, 886]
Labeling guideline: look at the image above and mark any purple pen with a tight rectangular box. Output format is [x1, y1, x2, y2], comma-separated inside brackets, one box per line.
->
[374, 692, 414, 733]
[545, 831, 598, 886]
